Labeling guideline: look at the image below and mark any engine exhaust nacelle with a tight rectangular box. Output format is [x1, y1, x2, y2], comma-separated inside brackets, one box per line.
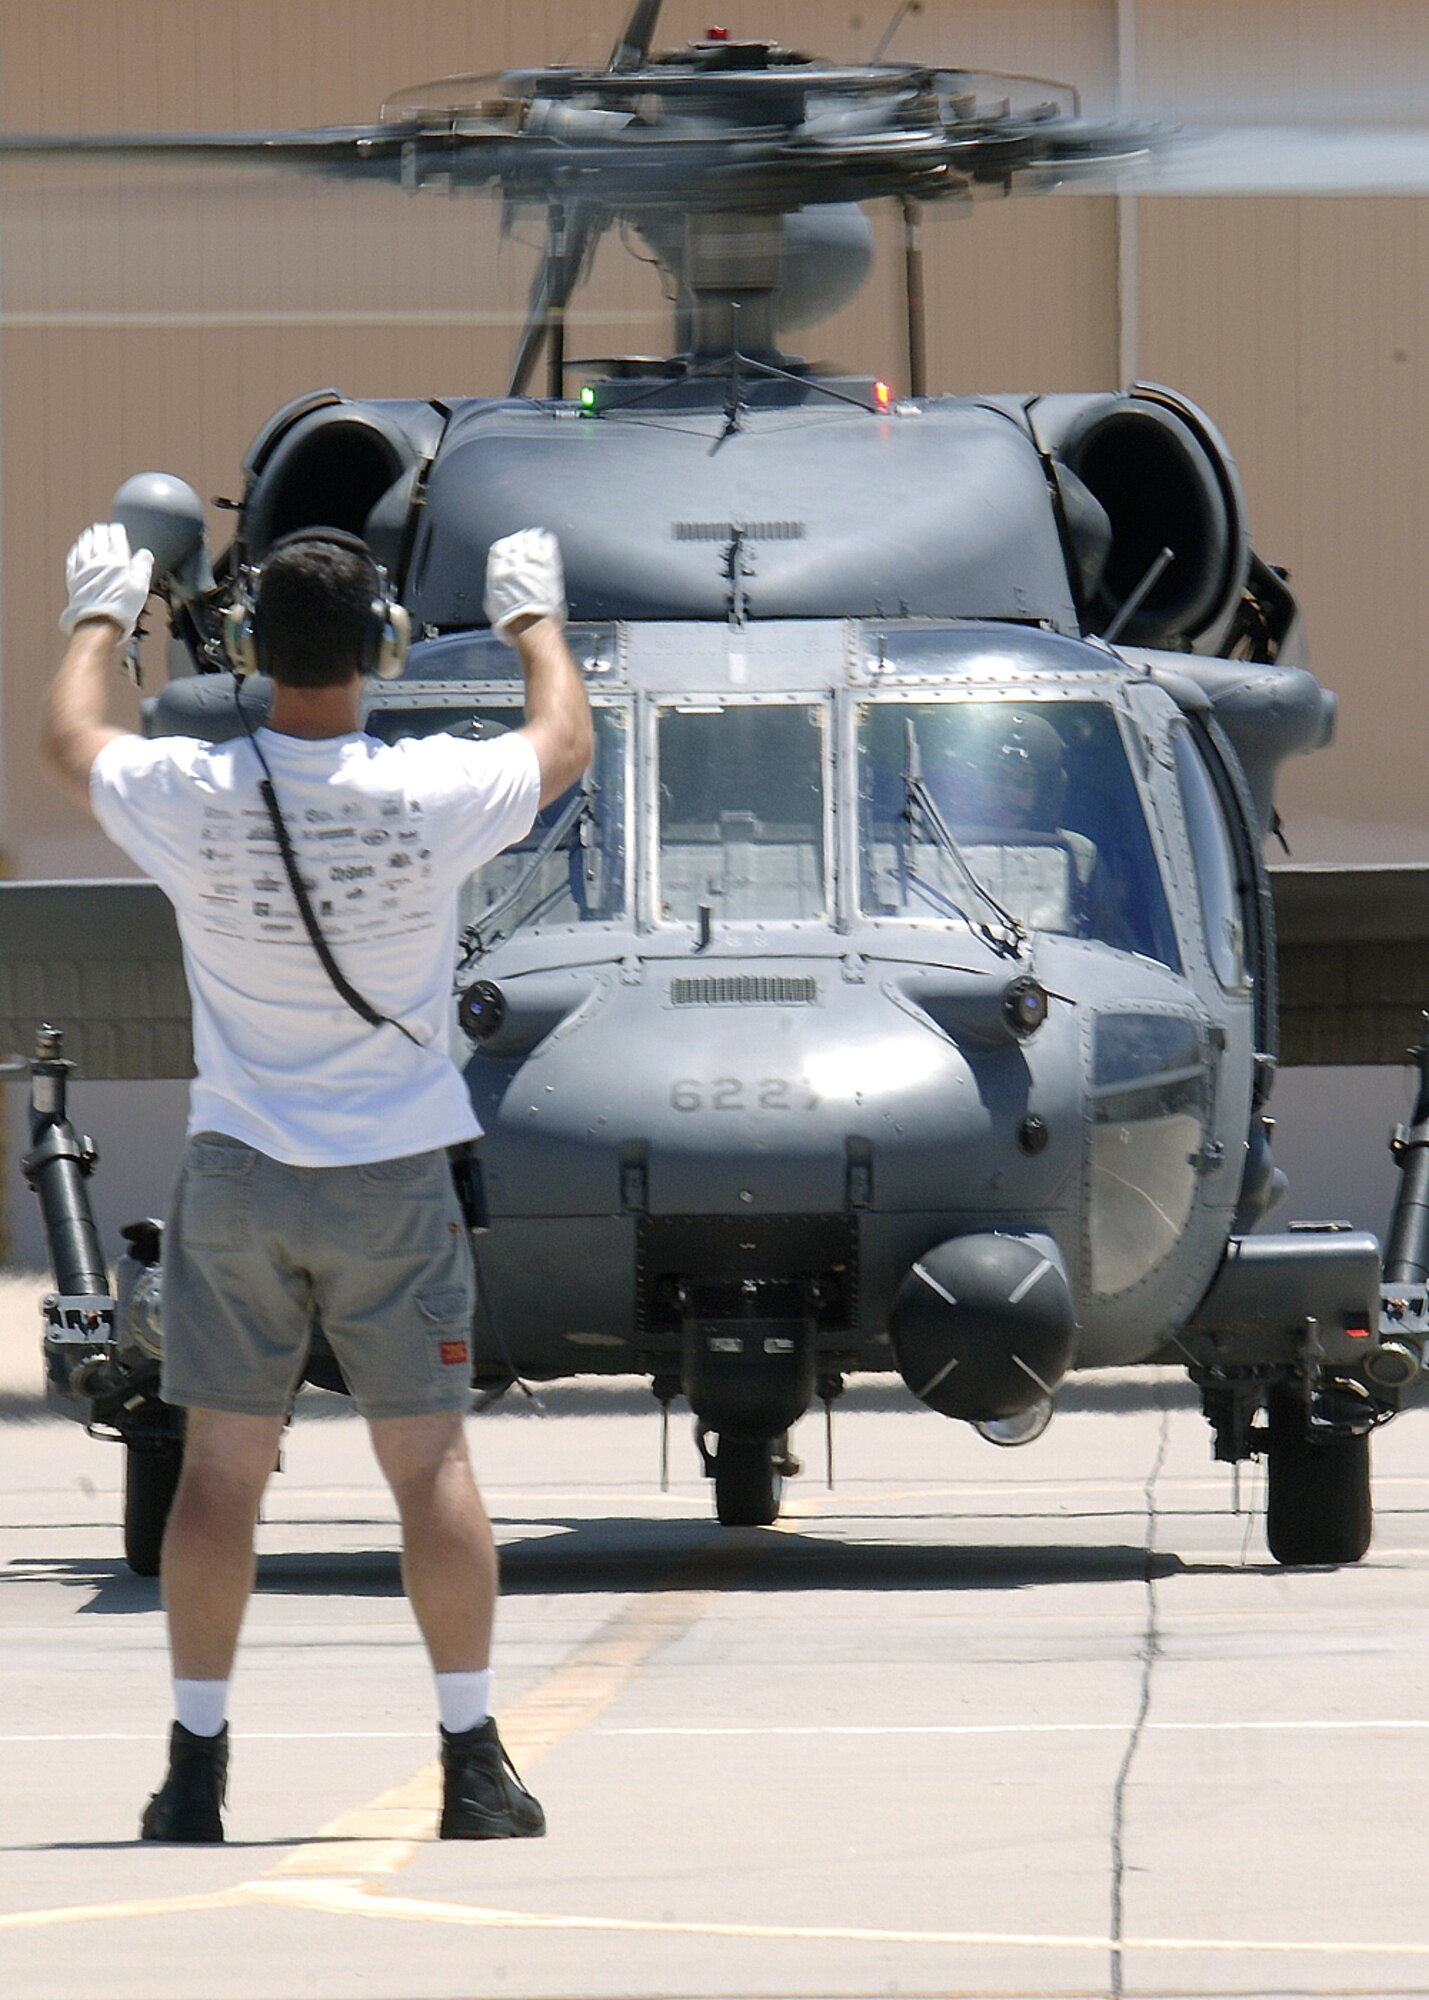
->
[1034, 385, 1250, 655]
[236, 393, 440, 572]
[889, 1232, 1075, 1427]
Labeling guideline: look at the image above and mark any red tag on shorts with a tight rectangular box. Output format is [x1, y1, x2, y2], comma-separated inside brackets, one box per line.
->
[440, 1340, 469, 1366]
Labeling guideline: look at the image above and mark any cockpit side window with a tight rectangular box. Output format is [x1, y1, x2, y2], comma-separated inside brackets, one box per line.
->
[656, 703, 827, 924]
[856, 698, 1179, 967]
[367, 701, 628, 937]
[1170, 722, 1248, 990]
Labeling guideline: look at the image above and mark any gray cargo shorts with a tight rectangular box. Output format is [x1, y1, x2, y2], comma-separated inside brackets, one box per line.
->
[161, 1133, 477, 1419]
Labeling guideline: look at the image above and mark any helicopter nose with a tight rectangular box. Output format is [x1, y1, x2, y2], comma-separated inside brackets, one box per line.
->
[889, 1231, 1074, 1426]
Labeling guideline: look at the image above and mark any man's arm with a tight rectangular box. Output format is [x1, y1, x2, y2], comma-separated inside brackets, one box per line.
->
[43, 619, 130, 813]
[42, 523, 154, 814]
[484, 529, 593, 805]
[509, 614, 594, 806]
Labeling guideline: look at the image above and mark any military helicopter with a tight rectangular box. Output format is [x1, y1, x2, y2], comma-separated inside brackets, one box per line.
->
[5, 0, 1429, 1577]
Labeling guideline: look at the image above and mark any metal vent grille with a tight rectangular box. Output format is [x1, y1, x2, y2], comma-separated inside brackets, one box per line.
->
[673, 520, 806, 542]
[671, 975, 818, 1007]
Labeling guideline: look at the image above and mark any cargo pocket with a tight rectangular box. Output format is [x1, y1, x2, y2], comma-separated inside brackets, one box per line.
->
[357, 1151, 455, 1258]
[417, 1283, 475, 1383]
[179, 1136, 256, 1251]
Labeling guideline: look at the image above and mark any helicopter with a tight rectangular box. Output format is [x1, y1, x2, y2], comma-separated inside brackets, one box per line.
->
[4, 0, 1429, 1578]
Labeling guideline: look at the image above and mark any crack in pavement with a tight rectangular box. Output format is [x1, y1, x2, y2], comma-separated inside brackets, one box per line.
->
[1108, 1395, 1170, 1999]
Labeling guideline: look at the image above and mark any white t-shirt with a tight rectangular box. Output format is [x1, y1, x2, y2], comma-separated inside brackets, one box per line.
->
[90, 725, 541, 1166]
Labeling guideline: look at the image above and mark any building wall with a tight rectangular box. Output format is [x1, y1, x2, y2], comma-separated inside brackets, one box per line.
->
[2, 1, 1425, 1263]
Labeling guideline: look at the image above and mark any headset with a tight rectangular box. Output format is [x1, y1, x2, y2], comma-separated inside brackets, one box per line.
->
[222, 525, 410, 681]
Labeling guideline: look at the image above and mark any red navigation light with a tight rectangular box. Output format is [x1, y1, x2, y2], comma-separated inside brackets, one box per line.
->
[706, 26, 729, 39]
[1346, 1320, 1372, 1339]
[874, 379, 892, 409]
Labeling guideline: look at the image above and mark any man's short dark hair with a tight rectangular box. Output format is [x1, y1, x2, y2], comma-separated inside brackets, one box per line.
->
[254, 533, 378, 689]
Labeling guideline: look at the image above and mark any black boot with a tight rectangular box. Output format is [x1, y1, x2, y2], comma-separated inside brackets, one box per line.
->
[140, 1721, 228, 1843]
[439, 1718, 545, 1839]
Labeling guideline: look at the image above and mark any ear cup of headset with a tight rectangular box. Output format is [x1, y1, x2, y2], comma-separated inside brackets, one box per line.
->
[375, 602, 410, 680]
[226, 528, 408, 680]
[223, 598, 259, 677]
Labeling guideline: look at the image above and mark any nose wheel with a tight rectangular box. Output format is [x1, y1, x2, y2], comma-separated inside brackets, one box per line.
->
[1264, 1386, 1372, 1566]
[702, 1431, 801, 1526]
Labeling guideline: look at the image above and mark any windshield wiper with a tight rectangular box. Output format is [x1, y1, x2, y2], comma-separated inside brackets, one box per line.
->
[901, 720, 1025, 960]
[459, 776, 597, 964]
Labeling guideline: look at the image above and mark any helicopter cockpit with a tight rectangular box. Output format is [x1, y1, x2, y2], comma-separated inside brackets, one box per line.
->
[656, 702, 826, 926]
[367, 697, 629, 943]
[857, 695, 1180, 964]
[363, 635, 1200, 967]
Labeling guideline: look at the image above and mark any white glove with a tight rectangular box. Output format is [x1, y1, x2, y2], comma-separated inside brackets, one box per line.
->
[60, 523, 154, 640]
[483, 527, 566, 643]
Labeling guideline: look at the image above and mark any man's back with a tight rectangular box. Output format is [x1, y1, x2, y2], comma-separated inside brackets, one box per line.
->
[90, 723, 540, 1164]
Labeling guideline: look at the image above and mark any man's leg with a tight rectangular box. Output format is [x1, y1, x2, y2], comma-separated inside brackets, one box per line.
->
[141, 1407, 284, 1843]
[367, 1410, 496, 1671]
[163, 1407, 287, 1678]
[368, 1409, 543, 1839]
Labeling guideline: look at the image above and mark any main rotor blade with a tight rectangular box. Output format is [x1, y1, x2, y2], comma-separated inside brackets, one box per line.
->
[1051, 124, 1429, 198]
[0, 123, 406, 165]
[5, 108, 1429, 209]
[0, 121, 507, 196]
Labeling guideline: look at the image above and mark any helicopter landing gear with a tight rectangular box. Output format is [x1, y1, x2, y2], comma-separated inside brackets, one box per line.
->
[709, 1432, 799, 1527]
[680, 1275, 818, 1526]
[1264, 1386, 1372, 1567]
[123, 1438, 183, 1578]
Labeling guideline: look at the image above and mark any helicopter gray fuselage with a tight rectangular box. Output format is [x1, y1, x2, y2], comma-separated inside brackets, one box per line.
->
[127, 372, 1343, 1443]
[369, 615, 1259, 1404]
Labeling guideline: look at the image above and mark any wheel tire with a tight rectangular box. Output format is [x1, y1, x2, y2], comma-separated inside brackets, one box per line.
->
[713, 1437, 783, 1527]
[123, 1442, 182, 1578]
[1265, 1389, 1372, 1567]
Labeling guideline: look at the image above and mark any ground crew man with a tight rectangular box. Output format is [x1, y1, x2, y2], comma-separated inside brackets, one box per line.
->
[41, 520, 592, 1843]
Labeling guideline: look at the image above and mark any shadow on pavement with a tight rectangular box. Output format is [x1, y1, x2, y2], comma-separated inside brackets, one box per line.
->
[8, 1513, 1193, 1611]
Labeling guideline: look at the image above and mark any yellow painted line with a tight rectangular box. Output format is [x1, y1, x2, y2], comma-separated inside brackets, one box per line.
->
[0, 1889, 250, 1931]
[246, 1878, 1112, 1947]
[11, 1872, 1429, 1968]
[265, 1569, 728, 1881]
[234, 1879, 1429, 1960]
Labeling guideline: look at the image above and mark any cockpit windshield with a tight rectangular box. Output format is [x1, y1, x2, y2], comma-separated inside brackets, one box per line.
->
[366, 703, 628, 941]
[657, 702, 827, 924]
[857, 698, 1179, 966]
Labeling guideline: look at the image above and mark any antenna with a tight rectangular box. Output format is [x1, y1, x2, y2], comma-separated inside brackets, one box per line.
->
[1103, 545, 1174, 645]
[870, 0, 922, 64]
[609, 0, 664, 73]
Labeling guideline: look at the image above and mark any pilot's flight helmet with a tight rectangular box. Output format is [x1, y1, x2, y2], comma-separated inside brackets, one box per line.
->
[951, 705, 1068, 828]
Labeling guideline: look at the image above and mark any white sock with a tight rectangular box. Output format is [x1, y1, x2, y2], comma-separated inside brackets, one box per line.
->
[435, 1668, 492, 1735]
[173, 1678, 229, 1738]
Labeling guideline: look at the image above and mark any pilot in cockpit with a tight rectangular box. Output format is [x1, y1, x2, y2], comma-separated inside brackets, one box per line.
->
[922, 703, 1137, 946]
[866, 697, 1151, 949]
[946, 707, 1098, 901]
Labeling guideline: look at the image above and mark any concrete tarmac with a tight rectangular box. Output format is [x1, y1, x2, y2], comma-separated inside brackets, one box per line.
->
[3, 1376, 1429, 2000]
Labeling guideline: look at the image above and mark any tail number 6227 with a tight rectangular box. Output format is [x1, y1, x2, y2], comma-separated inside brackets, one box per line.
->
[670, 1077, 820, 1112]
